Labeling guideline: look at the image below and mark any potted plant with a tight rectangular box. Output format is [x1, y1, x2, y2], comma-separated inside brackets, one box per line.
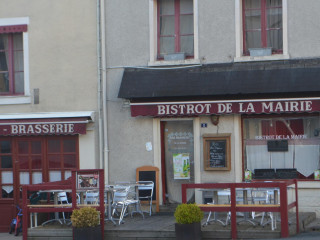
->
[71, 207, 102, 240]
[174, 203, 204, 240]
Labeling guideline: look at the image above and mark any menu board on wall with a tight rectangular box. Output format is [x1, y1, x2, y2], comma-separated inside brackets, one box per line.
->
[209, 140, 226, 167]
[203, 135, 231, 171]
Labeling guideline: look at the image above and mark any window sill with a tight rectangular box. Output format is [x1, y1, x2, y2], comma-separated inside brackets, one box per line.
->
[234, 54, 290, 63]
[0, 95, 31, 105]
[148, 58, 201, 67]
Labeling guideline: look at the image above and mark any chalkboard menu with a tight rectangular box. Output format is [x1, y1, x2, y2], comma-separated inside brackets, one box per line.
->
[203, 135, 231, 171]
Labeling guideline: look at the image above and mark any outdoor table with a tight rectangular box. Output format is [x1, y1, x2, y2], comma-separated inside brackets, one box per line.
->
[36, 189, 72, 226]
[199, 188, 230, 226]
[105, 185, 117, 225]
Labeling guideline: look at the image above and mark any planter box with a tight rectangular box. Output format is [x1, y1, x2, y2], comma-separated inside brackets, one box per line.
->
[175, 222, 201, 240]
[249, 48, 272, 57]
[164, 52, 186, 61]
[73, 225, 102, 240]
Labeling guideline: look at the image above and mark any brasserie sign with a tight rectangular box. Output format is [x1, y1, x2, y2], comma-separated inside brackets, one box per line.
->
[0, 122, 86, 136]
[130, 99, 320, 117]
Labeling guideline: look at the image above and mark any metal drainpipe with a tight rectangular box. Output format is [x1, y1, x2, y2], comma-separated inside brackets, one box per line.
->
[100, 0, 109, 184]
[97, 0, 109, 184]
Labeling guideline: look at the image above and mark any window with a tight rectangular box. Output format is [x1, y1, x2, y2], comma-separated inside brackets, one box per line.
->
[0, 25, 27, 95]
[157, 0, 194, 59]
[243, 0, 282, 55]
[243, 115, 320, 179]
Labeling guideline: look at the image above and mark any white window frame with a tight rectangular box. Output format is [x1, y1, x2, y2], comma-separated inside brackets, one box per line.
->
[148, 0, 200, 66]
[234, 0, 289, 62]
[0, 17, 31, 105]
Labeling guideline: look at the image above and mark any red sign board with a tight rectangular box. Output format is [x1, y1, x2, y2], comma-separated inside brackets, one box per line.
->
[0, 123, 86, 136]
[131, 99, 320, 117]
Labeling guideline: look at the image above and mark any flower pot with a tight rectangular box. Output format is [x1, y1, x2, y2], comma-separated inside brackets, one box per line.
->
[175, 222, 201, 240]
[73, 225, 102, 240]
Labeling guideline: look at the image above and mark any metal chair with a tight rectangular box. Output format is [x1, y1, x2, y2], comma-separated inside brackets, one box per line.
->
[137, 181, 154, 216]
[85, 191, 99, 205]
[57, 192, 71, 224]
[112, 185, 144, 225]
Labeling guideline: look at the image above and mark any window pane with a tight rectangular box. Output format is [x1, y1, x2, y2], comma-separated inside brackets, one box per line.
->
[65, 171, 71, 180]
[180, 0, 193, 14]
[245, 0, 261, 9]
[18, 141, 28, 154]
[180, 15, 193, 35]
[64, 155, 76, 168]
[2, 171, 13, 184]
[32, 172, 42, 184]
[160, 36, 175, 56]
[18, 156, 29, 169]
[267, 29, 282, 50]
[266, 0, 282, 7]
[160, 16, 175, 35]
[31, 156, 42, 169]
[180, 35, 194, 56]
[13, 51, 24, 71]
[20, 172, 29, 184]
[63, 139, 76, 152]
[245, 10, 261, 30]
[246, 31, 262, 49]
[0, 73, 9, 92]
[48, 155, 61, 168]
[267, 8, 282, 29]
[159, 0, 174, 15]
[1, 141, 11, 153]
[48, 139, 60, 153]
[2, 186, 13, 198]
[14, 72, 24, 94]
[31, 141, 41, 154]
[49, 171, 61, 182]
[1, 156, 12, 168]
[0, 52, 8, 71]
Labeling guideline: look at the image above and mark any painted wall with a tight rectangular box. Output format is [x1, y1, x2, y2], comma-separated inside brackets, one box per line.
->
[0, 0, 98, 112]
[0, 0, 100, 166]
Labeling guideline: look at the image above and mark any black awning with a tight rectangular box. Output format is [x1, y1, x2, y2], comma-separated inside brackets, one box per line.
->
[118, 59, 320, 100]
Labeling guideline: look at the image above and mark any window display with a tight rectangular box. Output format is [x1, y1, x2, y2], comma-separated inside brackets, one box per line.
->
[243, 115, 320, 178]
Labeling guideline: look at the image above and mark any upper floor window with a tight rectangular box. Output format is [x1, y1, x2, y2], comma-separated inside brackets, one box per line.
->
[0, 25, 26, 96]
[243, 0, 282, 55]
[157, 0, 194, 59]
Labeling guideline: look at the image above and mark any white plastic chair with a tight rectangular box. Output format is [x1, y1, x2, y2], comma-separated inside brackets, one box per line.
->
[137, 181, 154, 216]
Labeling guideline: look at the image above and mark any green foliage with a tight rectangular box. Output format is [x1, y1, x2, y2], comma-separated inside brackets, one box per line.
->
[174, 203, 204, 224]
[71, 207, 100, 228]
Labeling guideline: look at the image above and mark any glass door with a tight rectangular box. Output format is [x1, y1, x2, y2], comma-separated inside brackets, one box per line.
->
[163, 120, 194, 203]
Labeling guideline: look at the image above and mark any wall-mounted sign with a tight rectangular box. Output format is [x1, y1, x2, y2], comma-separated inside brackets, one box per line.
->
[0, 123, 86, 136]
[131, 98, 320, 117]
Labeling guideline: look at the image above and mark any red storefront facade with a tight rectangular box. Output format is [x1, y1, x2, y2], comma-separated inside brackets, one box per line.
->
[0, 112, 93, 232]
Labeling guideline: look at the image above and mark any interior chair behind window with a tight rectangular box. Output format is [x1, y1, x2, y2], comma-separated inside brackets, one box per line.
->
[137, 181, 154, 216]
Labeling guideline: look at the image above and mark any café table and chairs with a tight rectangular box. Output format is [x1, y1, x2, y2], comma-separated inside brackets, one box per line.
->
[201, 185, 281, 230]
